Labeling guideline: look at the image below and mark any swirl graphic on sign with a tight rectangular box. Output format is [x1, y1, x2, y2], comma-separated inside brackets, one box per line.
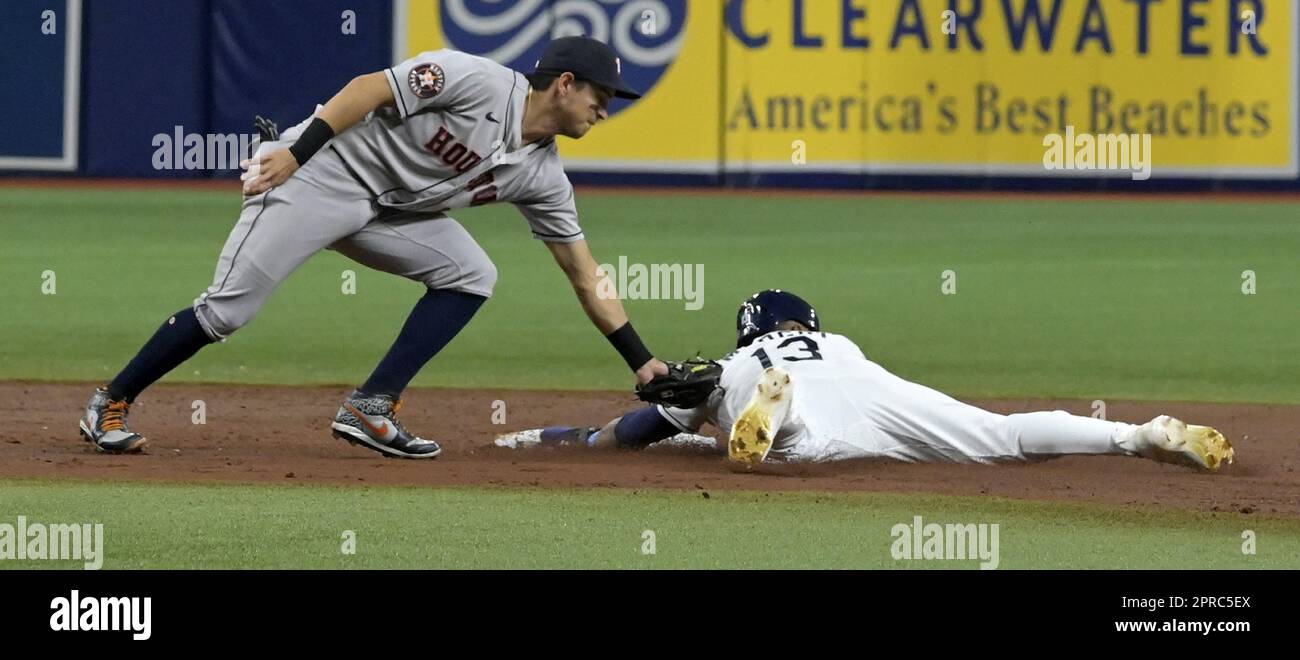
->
[441, 0, 687, 114]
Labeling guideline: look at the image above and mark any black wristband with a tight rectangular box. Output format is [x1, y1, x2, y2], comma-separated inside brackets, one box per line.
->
[605, 322, 654, 372]
[287, 117, 336, 166]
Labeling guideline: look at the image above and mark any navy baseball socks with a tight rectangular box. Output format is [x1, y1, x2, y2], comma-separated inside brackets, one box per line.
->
[106, 308, 216, 403]
[82, 308, 215, 452]
[358, 289, 487, 398]
[99, 290, 484, 403]
[88, 292, 482, 455]
[331, 290, 485, 459]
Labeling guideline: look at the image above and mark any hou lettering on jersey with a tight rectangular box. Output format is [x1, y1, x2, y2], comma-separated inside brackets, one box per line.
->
[425, 126, 499, 205]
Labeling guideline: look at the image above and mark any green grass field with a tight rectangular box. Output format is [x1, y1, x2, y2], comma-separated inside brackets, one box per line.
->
[2, 480, 1295, 569]
[2, 188, 1298, 401]
[2, 187, 1297, 568]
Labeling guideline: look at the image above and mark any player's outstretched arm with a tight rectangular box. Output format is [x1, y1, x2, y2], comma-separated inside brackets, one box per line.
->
[593, 408, 690, 449]
[241, 72, 396, 195]
[544, 240, 668, 385]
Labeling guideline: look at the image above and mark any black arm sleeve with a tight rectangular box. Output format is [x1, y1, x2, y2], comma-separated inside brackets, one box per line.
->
[287, 117, 336, 166]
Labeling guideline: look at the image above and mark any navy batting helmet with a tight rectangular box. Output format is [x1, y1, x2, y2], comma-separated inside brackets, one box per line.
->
[735, 289, 820, 348]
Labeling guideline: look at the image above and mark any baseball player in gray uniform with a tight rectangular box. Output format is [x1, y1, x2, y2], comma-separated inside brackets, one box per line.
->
[79, 37, 669, 459]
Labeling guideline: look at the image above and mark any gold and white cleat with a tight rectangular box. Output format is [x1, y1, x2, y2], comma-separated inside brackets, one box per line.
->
[1125, 415, 1236, 471]
[728, 367, 793, 467]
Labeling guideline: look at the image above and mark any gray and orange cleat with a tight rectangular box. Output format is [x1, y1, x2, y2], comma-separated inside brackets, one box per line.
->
[331, 390, 442, 459]
[1119, 415, 1235, 471]
[79, 388, 148, 454]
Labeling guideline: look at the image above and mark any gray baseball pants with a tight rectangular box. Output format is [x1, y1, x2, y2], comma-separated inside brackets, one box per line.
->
[193, 147, 496, 340]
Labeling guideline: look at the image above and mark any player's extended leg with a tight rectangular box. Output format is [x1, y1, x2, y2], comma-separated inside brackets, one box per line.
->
[325, 211, 496, 459]
[1003, 411, 1232, 470]
[1002, 410, 1134, 458]
[851, 373, 1233, 470]
[80, 148, 375, 453]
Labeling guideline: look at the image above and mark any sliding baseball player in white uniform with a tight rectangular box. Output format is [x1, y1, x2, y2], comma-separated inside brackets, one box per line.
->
[498, 289, 1236, 471]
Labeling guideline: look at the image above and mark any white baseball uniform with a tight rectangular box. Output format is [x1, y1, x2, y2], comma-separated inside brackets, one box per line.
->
[657, 330, 1138, 463]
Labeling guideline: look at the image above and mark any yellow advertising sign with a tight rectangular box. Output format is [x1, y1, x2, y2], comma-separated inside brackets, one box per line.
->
[399, 0, 1295, 178]
[399, 0, 722, 172]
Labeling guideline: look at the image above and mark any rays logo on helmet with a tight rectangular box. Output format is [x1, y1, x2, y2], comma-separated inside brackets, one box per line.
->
[408, 63, 445, 99]
[440, 0, 687, 116]
[735, 289, 820, 348]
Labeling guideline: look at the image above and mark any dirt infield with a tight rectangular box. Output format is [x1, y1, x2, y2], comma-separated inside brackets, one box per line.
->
[2, 382, 1297, 516]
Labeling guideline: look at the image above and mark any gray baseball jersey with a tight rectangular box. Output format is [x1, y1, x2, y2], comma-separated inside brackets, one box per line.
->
[193, 49, 583, 341]
[332, 49, 583, 243]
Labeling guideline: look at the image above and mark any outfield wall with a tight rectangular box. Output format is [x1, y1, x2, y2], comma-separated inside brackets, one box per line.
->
[0, 0, 392, 178]
[2, 0, 1295, 190]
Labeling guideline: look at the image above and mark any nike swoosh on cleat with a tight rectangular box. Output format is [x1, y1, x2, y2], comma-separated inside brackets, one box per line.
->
[343, 403, 396, 442]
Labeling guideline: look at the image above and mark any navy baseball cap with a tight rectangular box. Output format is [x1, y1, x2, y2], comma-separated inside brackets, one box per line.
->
[533, 36, 641, 99]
